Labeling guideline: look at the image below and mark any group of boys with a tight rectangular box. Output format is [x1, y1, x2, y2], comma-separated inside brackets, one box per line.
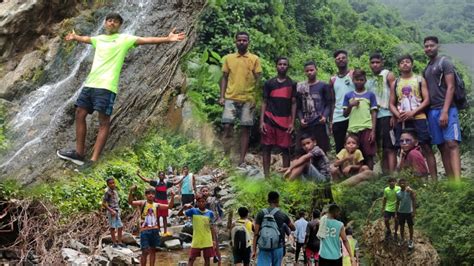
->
[220, 32, 462, 182]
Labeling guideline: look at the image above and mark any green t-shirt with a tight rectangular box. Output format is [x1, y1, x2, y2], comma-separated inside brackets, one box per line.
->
[84, 33, 138, 94]
[342, 90, 378, 133]
[384, 186, 401, 212]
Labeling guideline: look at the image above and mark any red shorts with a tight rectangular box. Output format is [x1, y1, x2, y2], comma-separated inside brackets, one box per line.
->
[354, 128, 377, 157]
[261, 123, 291, 148]
[305, 248, 319, 260]
[155, 199, 169, 217]
[189, 247, 214, 258]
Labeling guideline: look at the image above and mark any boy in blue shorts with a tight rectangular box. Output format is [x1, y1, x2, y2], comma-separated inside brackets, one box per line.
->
[128, 186, 175, 266]
[57, 13, 185, 165]
[102, 177, 124, 248]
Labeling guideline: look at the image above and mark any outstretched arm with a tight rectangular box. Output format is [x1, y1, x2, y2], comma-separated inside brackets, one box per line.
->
[64, 30, 91, 44]
[136, 169, 152, 183]
[135, 28, 185, 45]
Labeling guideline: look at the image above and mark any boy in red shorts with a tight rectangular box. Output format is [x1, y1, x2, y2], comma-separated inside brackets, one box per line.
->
[179, 193, 217, 266]
[260, 57, 297, 177]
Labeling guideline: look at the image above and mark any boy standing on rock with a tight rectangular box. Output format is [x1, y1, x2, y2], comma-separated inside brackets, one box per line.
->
[102, 177, 125, 249]
[381, 177, 401, 241]
[57, 12, 185, 166]
[178, 193, 217, 266]
[128, 185, 175, 266]
[396, 179, 416, 249]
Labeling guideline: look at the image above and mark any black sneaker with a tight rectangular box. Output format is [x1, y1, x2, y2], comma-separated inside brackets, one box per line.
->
[57, 149, 85, 165]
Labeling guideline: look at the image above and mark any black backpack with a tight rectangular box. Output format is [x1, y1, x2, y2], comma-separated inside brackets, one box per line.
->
[431, 56, 469, 110]
[307, 221, 320, 251]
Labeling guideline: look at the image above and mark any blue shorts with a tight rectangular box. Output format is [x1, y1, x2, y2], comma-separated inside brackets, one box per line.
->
[428, 107, 461, 145]
[140, 229, 161, 250]
[395, 119, 431, 146]
[107, 211, 123, 229]
[75, 87, 116, 116]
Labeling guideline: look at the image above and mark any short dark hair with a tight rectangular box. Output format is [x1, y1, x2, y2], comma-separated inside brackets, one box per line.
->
[369, 53, 383, 61]
[328, 204, 341, 216]
[388, 177, 396, 182]
[401, 128, 418, 140]
[106, 177, 114, 184]
[275, 56, 289, 65]
[333, 49, 348, 58]
[352, 69, 366, 79]
[398, 178, 407, 183]
[300, 133, 315, 142]
[145, 187, 156, 195]
[345, 134, 360, 145]
[105, 12, 123, 24]
[304, 60, 317, 68]
[299, 210, 305, 218]
[397, 54, 414, 65]
[183, 165, 189, 170]
[238, 207, 249, 218]
[345, 227, 353, 235]
[235, 31, 250, 39]
[424, 36, 439, 44]
[313, 209, 321, 219]
[268, 191, 280, 204]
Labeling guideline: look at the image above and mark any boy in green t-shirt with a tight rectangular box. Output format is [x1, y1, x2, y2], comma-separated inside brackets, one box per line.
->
[382, 177, 401, 241]
[342, 69, 378, 170]
[57, 13, 185, 166]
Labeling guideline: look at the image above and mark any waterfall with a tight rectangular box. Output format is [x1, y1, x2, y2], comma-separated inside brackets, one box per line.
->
[0, 0, 154, 170]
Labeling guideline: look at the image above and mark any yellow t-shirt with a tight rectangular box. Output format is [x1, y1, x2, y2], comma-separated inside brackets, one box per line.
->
[336, 148, 364, 169]
[222, 52, 262, 103]
[395, 75, 426, 120]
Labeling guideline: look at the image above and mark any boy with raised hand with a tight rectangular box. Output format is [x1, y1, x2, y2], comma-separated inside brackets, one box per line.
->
[178, 193, 217, 266]
[282, 133, 331, 182]
[57, 12, 185, 166]
[128, 185, 175, 266]
[396, 179, 416, 249]
[102, 177, 124, 249]
[398, 129, 429, 178]
[381, 177, 401, 242]
[136, 169, 180, 235]
[343, 69, 378, 170]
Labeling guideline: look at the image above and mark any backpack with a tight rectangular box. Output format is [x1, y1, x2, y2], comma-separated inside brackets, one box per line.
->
[231, 220, 251, 252]
[435, 57, 469, 110]
[257, 208, 281, 250]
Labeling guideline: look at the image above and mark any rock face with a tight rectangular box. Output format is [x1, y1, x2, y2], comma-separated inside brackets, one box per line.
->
[0, 0, 206, 183]
[363, 218, 440, 266]
[0, 0, 79, 61]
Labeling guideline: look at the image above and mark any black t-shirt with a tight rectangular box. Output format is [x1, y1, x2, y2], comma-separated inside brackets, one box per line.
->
[255, 207, 291, 244]
[424, 56, 455, 109]
[263, 77, 297, 130]
[306, 219, 320, 251]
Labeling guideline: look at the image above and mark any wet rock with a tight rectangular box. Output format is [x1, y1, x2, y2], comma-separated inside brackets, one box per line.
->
[91, 255, 109, 266]
[102, 232, 138, 246]
[179, 232, 193, 243]
[181, 224, 193, 235]
[182, 243, 192, 249]
[164, 239, 182, 250]
[67, 239, 91, 254]
[0, 50, 44, 99]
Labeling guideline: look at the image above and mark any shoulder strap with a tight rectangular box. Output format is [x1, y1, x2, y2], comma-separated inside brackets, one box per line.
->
[394, 77, 400, 101]
[263, 208, 269, 215]
[269, 207, 279, 216]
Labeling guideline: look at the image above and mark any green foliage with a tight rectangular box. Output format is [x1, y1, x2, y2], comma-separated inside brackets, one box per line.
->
[0, 131, 223, 215]
[337, 178, 474, 265]
[379, 0, 474, 43]
[232, 175, 330, 217]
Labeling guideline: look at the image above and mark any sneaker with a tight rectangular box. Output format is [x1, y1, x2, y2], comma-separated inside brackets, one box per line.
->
[213, 256, 220, 263]
[408, 240, 414, 249]
[112, 243, 121, 249]
[118, 243, 127, 248]
[57, 149, 85, 165]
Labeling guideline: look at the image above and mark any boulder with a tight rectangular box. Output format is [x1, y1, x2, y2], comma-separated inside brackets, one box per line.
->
[102, 232, 138, 246]
[164, 239, 182, 250]
[67, 239, 91, 254]
[102, 246, 138, 265]
[181, 224, 193, 235]
[91, 255, 109, 266]
[179, 232, 193, 243]
[61, 248, 88, 265]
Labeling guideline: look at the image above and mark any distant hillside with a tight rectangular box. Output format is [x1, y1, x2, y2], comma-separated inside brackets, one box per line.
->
[378, 0, 474, 43]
